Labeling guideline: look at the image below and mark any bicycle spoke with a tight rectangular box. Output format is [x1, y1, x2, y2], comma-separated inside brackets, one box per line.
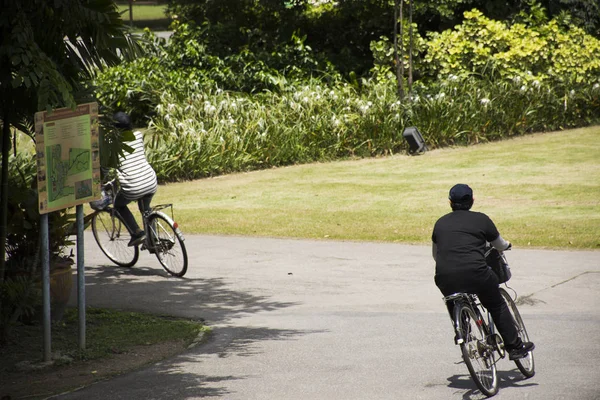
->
[147, 213, 188, 277]
[457, 304, 498, 396]
[92, 210, 138, 268]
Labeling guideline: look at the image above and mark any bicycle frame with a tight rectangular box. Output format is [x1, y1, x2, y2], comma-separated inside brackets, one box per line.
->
[140, 204, 185, 248]
[444, 293, 504, 364]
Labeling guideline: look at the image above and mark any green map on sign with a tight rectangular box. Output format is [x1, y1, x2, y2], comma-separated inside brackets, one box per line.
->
[47, 144, 90, 202]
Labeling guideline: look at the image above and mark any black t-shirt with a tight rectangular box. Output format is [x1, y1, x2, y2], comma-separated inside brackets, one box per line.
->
[432, 210, 500, 281]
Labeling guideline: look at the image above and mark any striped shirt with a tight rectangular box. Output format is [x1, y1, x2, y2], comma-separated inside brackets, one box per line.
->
[117, 130, 158, 200]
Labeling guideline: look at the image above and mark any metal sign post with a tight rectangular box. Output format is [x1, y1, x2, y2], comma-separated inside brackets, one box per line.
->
[34, 103, 100, 360]
[41, 213, 51, 362]
[76, 204, 86, 350]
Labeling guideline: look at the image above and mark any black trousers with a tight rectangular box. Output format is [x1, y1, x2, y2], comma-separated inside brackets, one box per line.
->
[436, 271, 522, 350]
[114, 192, 154, 234]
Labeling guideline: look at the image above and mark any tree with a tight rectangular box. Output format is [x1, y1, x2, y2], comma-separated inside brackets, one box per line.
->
[0, 0, 141, 285]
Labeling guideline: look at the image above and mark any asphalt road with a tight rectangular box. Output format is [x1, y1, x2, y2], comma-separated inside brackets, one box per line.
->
[55, 233, 600, 399]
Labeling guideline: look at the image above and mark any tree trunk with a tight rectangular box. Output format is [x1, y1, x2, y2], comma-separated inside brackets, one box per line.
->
[0, 108, 10, 285]
[408, 0, 414, 101]
[129, 0, 134, 26]
[394, 0, 405, 100]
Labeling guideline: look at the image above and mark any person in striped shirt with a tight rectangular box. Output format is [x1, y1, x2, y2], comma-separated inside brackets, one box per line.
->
[112, 112, 158, 247]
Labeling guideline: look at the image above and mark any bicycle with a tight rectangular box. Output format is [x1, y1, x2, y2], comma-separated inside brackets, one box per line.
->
[89, 180, 188, 277]
[443, 248, 534, 397]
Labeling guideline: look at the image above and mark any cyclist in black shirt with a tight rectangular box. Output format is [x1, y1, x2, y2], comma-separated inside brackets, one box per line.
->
[432, 184, 535, 360]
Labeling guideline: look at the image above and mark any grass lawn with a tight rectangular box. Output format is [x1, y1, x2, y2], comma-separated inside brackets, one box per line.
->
[117, 4, 168, 21]
[116, 3, 170, 30]
[152, 126, 600, 250]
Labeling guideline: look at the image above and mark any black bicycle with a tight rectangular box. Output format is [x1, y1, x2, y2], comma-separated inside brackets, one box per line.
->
[444, 249, 534, 397]
[90, 180, 188, 277]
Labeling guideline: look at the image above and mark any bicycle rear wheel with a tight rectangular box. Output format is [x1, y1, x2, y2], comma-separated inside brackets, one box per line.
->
[92, 209, 139, 268]
[147, 213, 188, 277]
[500, 288, 535, 378]
[455, 303, 498, 397]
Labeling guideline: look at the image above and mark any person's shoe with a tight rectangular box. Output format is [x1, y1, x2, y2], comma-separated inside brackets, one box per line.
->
[128, 231, 146, 247]
[509, 342, 535, 360]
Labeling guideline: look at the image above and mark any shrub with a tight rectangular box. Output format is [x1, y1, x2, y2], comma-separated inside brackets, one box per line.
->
[424, 9, 600, 87]
[146, 79, 409, 181]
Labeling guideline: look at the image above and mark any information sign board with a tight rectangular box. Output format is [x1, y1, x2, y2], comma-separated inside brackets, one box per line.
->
[34, 103, 101, 214]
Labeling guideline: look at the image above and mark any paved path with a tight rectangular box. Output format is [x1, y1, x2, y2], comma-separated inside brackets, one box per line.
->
[56, 234, 600, 399]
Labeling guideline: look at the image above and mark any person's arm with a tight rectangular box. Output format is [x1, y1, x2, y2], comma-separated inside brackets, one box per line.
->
[490, 235, 511, 251]
[432, 241, 438, 261]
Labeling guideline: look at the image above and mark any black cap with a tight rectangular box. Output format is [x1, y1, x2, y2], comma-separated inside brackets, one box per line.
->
[113, 111, 132, 130]
[449, 184, 473, 203]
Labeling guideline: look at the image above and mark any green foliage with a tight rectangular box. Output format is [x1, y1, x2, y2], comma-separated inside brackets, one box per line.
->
[95, 24, 333, 124]
[6, 152, 76, 269]
[0, 0, 141, 119]
[369, 24, 427, 81]
[144, 72, 600, 182]
[424, 9, 600, 86]
[0, 276, 40, 345]
[166, 0, 305, 56]
[408, 74, 600, 146]
[146, 78, 406, 181]
[94, 4, 600, 184]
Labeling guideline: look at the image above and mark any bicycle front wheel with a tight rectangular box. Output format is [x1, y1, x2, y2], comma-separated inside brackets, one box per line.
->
[92, 209, 139, 268]
[147, 213, 188, 277]
[500, 288, 535, 378]
[456, 303, 498, 397]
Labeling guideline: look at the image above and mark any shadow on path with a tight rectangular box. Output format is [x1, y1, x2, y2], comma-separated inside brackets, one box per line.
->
[447, 369, 538, 399]
[79, 263, 299, 324]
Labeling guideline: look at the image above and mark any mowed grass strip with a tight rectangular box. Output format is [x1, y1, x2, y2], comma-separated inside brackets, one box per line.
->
[152, 126, 600, 249]
[117, 4, 168, 21]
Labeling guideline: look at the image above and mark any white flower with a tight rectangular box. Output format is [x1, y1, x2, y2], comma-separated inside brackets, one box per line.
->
[513, 76, 522, 83]
[302, 96, 309, 103]
[448, 74, 459, 82]
[532, 80, 541, 88]
[480, 98, 490, 105]
[593, 83, 600, 90]
[435, 92, 446, 100]
[204, 103, 216, 114]
[520, 85, 527, 92]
